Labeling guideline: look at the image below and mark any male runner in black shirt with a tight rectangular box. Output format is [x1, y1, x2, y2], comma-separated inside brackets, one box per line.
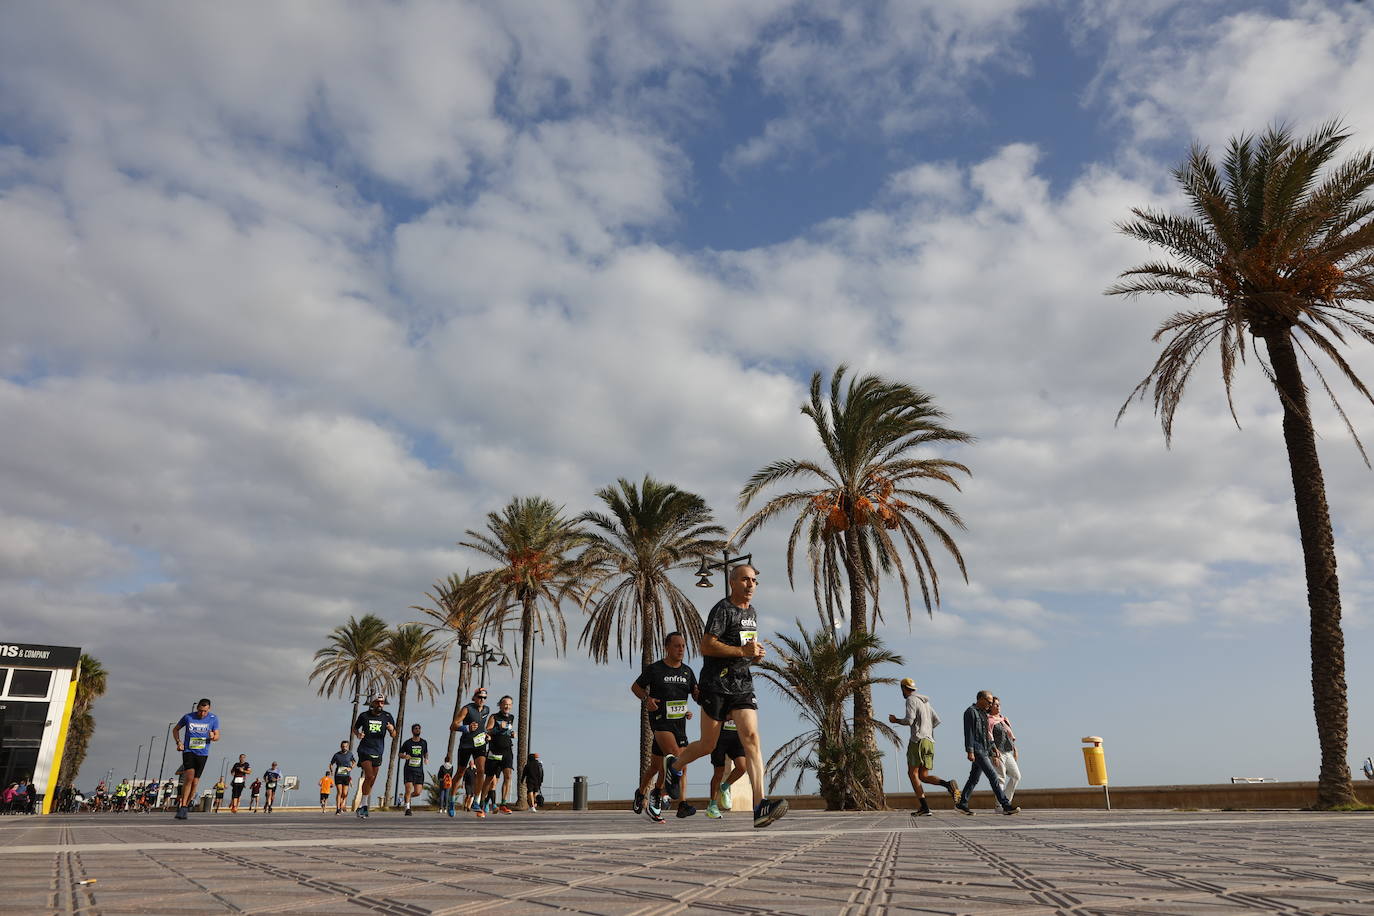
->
[451, 688, 490, 818]
[400, 724, 428, 816]
[664, 564, 788, 828]
[631, 631, 699, 821]
[352, 695, 396, 818]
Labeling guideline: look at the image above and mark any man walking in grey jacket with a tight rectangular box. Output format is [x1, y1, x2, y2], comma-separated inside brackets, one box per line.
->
[888, 677, 961, 816]
[956, 690, 1019, 815]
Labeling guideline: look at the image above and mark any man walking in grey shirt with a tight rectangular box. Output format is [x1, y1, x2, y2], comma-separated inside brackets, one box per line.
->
[888, 677, 961, 816]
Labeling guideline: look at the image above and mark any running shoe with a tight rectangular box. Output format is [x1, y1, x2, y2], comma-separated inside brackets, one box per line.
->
[719, 781, 731, 809]
[647, 789, 663, 819]
[705, 800, 722, 818]
[954, 802, 973, 816]
[662, 755, 682, 799]
[752, 798, 789, 829]
[447, 808, 455, 817]
[676, 802, 696, 818]
[911, 806, 933, 817]
[175, 806, 188, 820]
[1001, 805, 1021, 815]
[632, 789, 645, 814]
[357, 805, 369, 819]
[646, 807, 666, 824]
[945, 780, 962, 804]
[498, 805, 512, 814]
[404, 807, 412, 816]
[475, 809, 486, 818]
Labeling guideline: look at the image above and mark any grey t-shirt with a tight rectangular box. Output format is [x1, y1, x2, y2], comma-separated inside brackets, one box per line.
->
[699, 598, 758, 696]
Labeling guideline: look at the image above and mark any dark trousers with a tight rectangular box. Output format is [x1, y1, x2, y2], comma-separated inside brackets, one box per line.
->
[962, 751, 1012, 809]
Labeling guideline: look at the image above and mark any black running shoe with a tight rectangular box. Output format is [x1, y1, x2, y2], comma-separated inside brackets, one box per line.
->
[175, 806, 188, 820]
[911, 806, 933, 817]
[955, 802, 973, 816]
[752, 798, 789, 828]
[647, 788, 663, 818]
[632, 789, 645, 814]
[662, 755, 682, 800]
[404, 807, 412, 816]
[676, 802, 696, 818]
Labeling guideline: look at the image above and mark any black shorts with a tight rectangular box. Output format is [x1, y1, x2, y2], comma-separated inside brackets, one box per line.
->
[711, 729, 746, 767]
[358, 750, 384, 768]
[403, 767, 425, 785]
[265, 783, 277, 794]
[319, 793, 329, 801]
[699, 691, 757, 722]
[486, 742, 514, 772]
[651, 725, 688, 757]
[334, 774, 351, 787]
[231, 782, 246, 798]
[181, 752, 209, 777]
[456, 746, 487, 768]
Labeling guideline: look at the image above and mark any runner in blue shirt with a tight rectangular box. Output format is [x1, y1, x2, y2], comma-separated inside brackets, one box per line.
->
[263, 762, 282, 813]
[172, 698, 220, 820]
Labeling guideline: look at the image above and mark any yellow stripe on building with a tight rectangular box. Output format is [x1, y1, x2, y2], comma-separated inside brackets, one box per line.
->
[43, 676, 80, 814]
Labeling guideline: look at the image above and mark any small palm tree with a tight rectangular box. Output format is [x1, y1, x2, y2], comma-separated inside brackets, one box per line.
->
[1108, 121, 1374, 809]
[414, 573, 491, 762]
[58, 654, 107, 786]
[755, 622, 902, 810]
[736, 365, 973, 803]
[379, 623, 444, 809]
[463, 496, 588, 808]
[308, 614, 391, 744]
[578, 475, 725, 777]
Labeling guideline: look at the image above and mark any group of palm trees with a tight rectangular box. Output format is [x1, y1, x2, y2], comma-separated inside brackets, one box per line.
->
[301, 121, 1368, 812]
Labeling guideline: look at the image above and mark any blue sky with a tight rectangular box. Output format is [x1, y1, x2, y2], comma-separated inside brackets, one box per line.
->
[2, 0, 1373, 801]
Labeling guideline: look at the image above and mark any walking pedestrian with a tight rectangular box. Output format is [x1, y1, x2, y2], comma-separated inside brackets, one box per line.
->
[987, 697, 1020, 802]
[522, 753, 543, 812]
[437, 756, 454, 816]
[887, 677, 960, 816]
[955, 691, 1019, 815]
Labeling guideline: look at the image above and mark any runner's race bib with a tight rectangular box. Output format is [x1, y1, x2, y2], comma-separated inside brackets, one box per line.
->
[337, 766, 351, 776]
[739, 630, 758, 645]
[189, 737, 207, 750]
[473, 732, 487, 747]
[488, 751, 503, 763]
[233, 776, 244, 784]
[665, 700, 688, 720]
[724, 720, 738, 732]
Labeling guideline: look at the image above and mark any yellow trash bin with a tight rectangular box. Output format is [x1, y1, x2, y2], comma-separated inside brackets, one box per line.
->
[1081, 736, 1108, 786]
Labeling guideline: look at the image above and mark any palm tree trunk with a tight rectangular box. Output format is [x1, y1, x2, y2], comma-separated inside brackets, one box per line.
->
[445, 644, 471, 763]
[1263, 330, 1357, 809]
[515, 593, 536, 810]
[348, 672, 362, 746]
[843, 527, 884, 808]
[639, 588, 655, 778]
[384, 677, 410, 811]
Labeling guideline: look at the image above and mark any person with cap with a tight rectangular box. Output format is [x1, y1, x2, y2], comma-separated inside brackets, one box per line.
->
[451, 687, 491, 817]
[352, 694, 397, 818]
[888, 677, 961, 816]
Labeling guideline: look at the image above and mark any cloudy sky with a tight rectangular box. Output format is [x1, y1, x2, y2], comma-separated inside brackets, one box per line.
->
[3, 0, 1373, 800]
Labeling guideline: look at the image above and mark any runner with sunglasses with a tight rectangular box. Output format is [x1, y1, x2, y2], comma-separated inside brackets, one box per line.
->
[451, 688, 491, 818]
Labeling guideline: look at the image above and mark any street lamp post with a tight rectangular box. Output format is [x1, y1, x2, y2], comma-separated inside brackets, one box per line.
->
[693, 550, 754, 597]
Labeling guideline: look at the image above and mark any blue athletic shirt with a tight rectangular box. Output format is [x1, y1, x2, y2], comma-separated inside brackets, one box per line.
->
[353, 709, 395, 754]
[177, 712, 220, 756]
[330, 751, 355, 778]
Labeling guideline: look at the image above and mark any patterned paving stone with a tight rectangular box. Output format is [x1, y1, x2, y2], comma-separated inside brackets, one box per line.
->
[3, 809, 1373, 914]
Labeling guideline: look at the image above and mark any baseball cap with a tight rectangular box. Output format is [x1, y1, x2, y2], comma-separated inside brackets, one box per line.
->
[900, 677, 916, 690]
[371, 694, 388, 703]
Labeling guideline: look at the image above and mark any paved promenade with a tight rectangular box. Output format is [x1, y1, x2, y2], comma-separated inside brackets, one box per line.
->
[3, 808, 1372, 914]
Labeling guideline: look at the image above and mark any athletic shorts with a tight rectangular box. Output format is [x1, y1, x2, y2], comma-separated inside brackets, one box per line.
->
[486, 745, 514, 773]
[651, 726, 688, 757]
[456, 746, 487, 768]
[403, 767, 425, 785]
[699, 691, 757, 722]
[711, 729, 746, 768]
[181, 752, 209, 777]
[231, 782, 246, 798]
[334, 774, 351, 786]
[358, 750, 384, 768]
[319, 793, 329, 802]
[907, 738, 936, 770]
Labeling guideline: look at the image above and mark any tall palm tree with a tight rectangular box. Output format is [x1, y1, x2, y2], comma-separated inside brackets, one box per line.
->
[1108, 121, 1374, 809]
[463, 496, 588, 809]
[57, 654, 107, 786]
[308, 614, 391, 744]
[379, 623, 444, 809]
[414, 573, 491, 762]
[755, 622, 902, 810]
[577, 475, 726, 777]
[736, 365, 973, 803]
